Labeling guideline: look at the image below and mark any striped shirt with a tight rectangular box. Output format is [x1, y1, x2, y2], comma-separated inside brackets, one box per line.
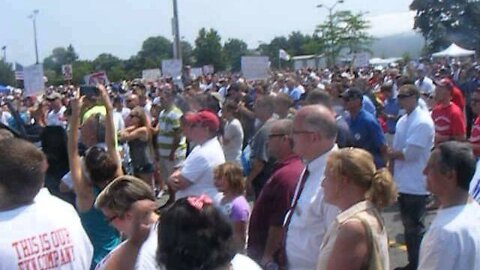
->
[156, 105, 187, 158]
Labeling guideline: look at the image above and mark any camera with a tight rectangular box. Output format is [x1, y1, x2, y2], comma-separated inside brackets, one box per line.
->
[79, 85, 100, 97]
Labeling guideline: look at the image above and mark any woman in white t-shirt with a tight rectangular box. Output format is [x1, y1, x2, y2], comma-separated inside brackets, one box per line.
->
[221, 101, 244, 164]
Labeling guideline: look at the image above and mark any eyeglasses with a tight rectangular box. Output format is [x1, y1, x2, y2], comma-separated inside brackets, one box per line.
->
[397, 93, 414, 99]
[268, 133, 285, 138]
[129, 114, 139, 118]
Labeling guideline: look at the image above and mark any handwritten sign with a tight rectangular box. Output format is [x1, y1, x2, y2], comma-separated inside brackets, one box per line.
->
[62, 64, 73, 81]
[23, 64, 45, 96]
[241, 56, 270, 80]
[84, 71, 109, 86]
[161, 59, 182, 78]
[142, 69, 162, 82]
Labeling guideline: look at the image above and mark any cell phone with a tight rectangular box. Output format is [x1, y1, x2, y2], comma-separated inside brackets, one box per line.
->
[80, 86, 100, 97]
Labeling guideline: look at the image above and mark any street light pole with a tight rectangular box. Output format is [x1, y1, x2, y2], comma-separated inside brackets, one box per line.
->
[172, 0, 182, 61]
[316, 0, 344, 67]
[1, 46, 6, 62]
[29, 9, 40, 64]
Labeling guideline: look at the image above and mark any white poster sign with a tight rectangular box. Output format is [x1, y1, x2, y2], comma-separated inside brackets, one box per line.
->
[161, 59, 182, 78]
[142, 69, 162, 82]
[191, 67, 203, 78]
[62, 64, 73, 81]
[23, 64, 45, 96]
[202, 65, 214, 75]
[353, 53, 370, 68]
[84, 71, 110, 86]
[241, 56, 270, 81]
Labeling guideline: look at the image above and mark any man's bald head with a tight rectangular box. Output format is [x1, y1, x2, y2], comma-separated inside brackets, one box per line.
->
[295, 105, 337, 140]
[126, 94, 139, 109]
[292, 105, 337, 161]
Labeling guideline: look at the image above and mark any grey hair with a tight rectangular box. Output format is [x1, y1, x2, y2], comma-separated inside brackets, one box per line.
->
[301, 105, 338, 140]
[272, 119, 294, 147]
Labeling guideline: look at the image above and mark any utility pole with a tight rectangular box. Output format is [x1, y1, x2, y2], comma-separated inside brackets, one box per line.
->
[29, 9, 40, 64]
[172, 0, 182, 61]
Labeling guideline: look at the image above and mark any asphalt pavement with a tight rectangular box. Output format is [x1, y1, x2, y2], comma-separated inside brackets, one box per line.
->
[383, 203, 436, 269]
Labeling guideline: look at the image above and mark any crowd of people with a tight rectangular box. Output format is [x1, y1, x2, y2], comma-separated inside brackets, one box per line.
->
[1, 59, 480, 270]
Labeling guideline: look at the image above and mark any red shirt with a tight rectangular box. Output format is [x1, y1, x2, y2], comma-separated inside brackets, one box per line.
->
[247, 155, 304, 262]
[431, 102, 466, 138]
[451, 85, 465, 112]
[470, 117, 480, 156]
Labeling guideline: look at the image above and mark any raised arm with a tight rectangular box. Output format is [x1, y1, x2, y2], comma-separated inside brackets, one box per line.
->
[67, 93, 93, 211]
[98, 84, 123, 177]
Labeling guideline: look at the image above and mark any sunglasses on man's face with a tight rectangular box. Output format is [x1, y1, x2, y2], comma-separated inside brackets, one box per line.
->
[397, 93, 414, 99]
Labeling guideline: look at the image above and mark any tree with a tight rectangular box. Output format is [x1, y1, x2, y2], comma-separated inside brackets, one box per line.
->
[302, 34, 324, 55]
[43, 45, 79, 73]
[137, 36, 173, 69]
[0, 61, 14, 86]
[181, 40, 194, 66]
[288, 31, 308, 56]
[410, 0, 480, 53]
[223, 38, 248, 72]
[258, 36, 289, 69]
[194, 28, 226, 71]
[92, 53, 122, 71]
[71, 60, 93, 84]
[315, 10, 373, 66]
[92, 53, 125, 82]
[43, 45, 79, 84]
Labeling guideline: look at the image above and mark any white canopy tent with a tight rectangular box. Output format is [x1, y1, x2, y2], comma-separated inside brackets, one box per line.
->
[432, 43, 475, 58]
[369, 57, 401, 67]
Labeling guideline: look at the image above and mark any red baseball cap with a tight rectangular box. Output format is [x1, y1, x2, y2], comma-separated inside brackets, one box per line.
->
[184, 110, 220, 132]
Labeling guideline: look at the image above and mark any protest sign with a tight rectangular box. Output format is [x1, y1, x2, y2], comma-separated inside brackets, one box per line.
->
[202, 65, 214, 75]
[23, 64, 45, 96]
[241, 56, 270, 80]
[62, 64, 73, 81]
[161, 59, 182, 78]
[191, 67, 203, 78]
[142, 69, 162, 82]
[353, 53, 370, 68]
[84, 71, 109, 86]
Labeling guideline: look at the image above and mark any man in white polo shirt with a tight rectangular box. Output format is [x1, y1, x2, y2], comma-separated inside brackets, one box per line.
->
[388, 84, 435, 270]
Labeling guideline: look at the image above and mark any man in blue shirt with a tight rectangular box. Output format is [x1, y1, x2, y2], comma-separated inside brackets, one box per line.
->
[343, 88, 388, 168]
[380, 82, 404, 145]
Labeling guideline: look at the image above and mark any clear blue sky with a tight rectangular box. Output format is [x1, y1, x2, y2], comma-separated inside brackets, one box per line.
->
[2, 0, 415, 65]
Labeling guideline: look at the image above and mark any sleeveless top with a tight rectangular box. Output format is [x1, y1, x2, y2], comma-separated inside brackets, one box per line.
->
[79, 186, 121, 269]
[316, 200, 389, 270]
[128, 138, 153, 168]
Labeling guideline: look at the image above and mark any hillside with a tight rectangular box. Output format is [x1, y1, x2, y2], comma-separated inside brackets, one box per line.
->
[371, 32, 425, 58]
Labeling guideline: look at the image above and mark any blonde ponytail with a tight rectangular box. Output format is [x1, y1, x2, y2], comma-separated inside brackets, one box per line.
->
[366, 168, 397, 209]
